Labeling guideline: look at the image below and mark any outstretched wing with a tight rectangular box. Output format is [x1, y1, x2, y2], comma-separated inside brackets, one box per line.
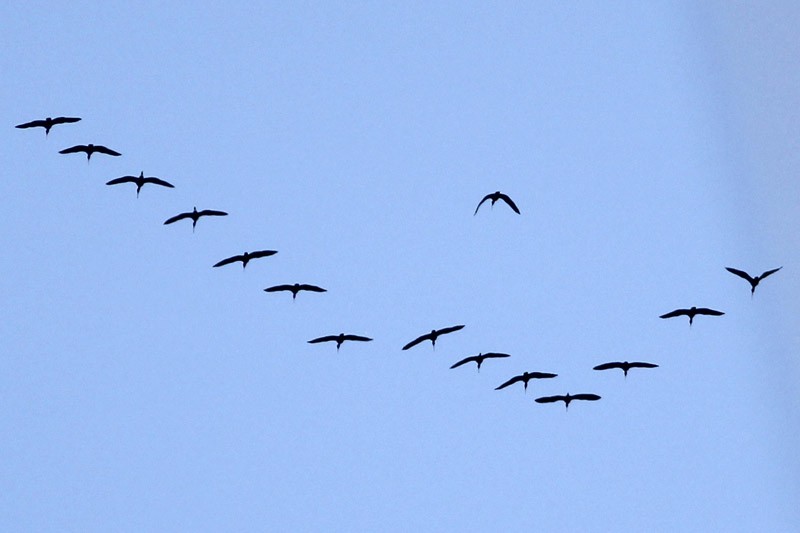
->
[213, 255, 243, 268]
[571, 393, 601, 402]
[535, 395, 565, 404]
[198, 209, 228, 217]
[437, 324, 465, 336]
[342, 335, 372, 342]
[15, 119, 47, 129]
[495, 375, 523, 390]
[759, 266, 782, 280]
[628, 362, 658, 369]
[264, 285, 293, 293]
[93, 145, 121, 156]
[450, 356, 478, 369]
[527, 372, 558, 379]
[659, 308, 688, 319]
[143, 177, 175, 188]
[482, 352, 511, 360]
[59, 145, 88, 154]
[593, 362, 624, 371]
[725, 267, 755, 283]
[163, 212, 192, 225]
[52, 116, 81, 125]
[695, 308, 724, 316]
[473, 194, 492, 215]
[308, 335, 338, 344]
[402, 333, 430, 351]
[106, 176, 137, 186]
[297, 284, 326, 293]
[249, 250, 278, 259]
[498, 193, 521, 214]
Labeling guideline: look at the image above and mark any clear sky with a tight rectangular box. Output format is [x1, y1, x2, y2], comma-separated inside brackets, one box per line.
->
[2, 2, 798, 531]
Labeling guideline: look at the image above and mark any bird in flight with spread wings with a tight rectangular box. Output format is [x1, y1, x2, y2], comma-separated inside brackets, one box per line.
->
[16, 116, 81, 136]
[725, 266, 782, 296]
[495, 371, 558, 392]
[402, 325, 465, 350]
[474, 191, 520, 215]
[449, 352, 510, 372]
[307, 333, 372, 351]
[659, 306, 724, 326]
[593, 361, 658, 377]
[264, 283, 327, 300]
[59, 143, 121, 161]
[164, 206, 228, 231]
[535, 393, 601, 410]
[106, 171, 174, 197]
[213, 250, 277, 269]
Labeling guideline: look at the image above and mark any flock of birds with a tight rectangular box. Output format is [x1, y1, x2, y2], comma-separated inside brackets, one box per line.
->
[15, 115, 784, 410]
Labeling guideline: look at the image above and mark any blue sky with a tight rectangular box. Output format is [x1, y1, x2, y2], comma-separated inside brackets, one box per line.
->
[2, 2, 798, 531]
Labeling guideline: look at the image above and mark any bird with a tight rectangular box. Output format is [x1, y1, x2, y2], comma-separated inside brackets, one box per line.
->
[307, 333, 372, 351]
[593, 361, 658, 377]
[725, 266, 782, 296]
[106, 171, 174, 197]
[264, 283, 327, 300]
[474, 191, 520, 215]
[213, 250, 277, 269]
[495, 371, 558, 392]
[15, 116, 81, 136]
[402, 325, 465, 350]
[59, 143, 121, 161]
[659, 306, 724, 326]
[164, 206, 228, 231]
[449, 352, 510, 372]
[535, 393, 601, 410]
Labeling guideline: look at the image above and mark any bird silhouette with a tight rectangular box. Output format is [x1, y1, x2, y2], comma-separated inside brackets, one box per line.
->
[59, 143, 121, 161]
[535, 393, 601, 410]
[725, 266, 782, 296]
[15, 116, 81, 136]
[106, 171, 174, 197]
[164, 206, 228, 231]
[659, 306, 724, 326]
[307, 333, 372, 350]
[264, 283, 327, 300]
[593, 361, 658, 377]
[449, 352, 510, 372]
[402, 325, 465, 350]
[474, 191, 520, 215]
[495, 371, 558, 392]
[213, 250, 277, 269]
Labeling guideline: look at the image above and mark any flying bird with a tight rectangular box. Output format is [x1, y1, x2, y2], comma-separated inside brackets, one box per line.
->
[593, 361, 658, 377]
[402, 324, 465, 350]
[495, 371, 558, 392]
[725, 266, 782, 296]
[59, 143, 121, 161]
[659, 306, 724, 326]
[264, 283, 327, 300]
[213, 250, 277, 269]
[164, 206, 228, 231]
[449, 352, 510, 372]
[106, 171, 174, 197]
[474, 191, 520, 215]
[535, 393, 601, 410]
[15, 116, 81, 136]
[307, 333, 372, 350]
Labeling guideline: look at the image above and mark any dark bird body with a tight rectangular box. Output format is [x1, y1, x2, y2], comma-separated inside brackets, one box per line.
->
[402, 325, 465, 350]
[308, 333, 372, 350]
[449, 352, 510, 371]
[164, 206, 228, 231]
[535, 393, 601, 410]
[659, 306, 724, 325]
[213, 250, 277, 269]
[593, 361, 658, 377]
[59, 143, 121, 160]
[495, 371, 558, 392]
[106, 171, 174, 197]
[16, 116, 81, 136]
[725, 266, 782, 296]
[264, 283, 326, 300]
[474, 191, 520, 215]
